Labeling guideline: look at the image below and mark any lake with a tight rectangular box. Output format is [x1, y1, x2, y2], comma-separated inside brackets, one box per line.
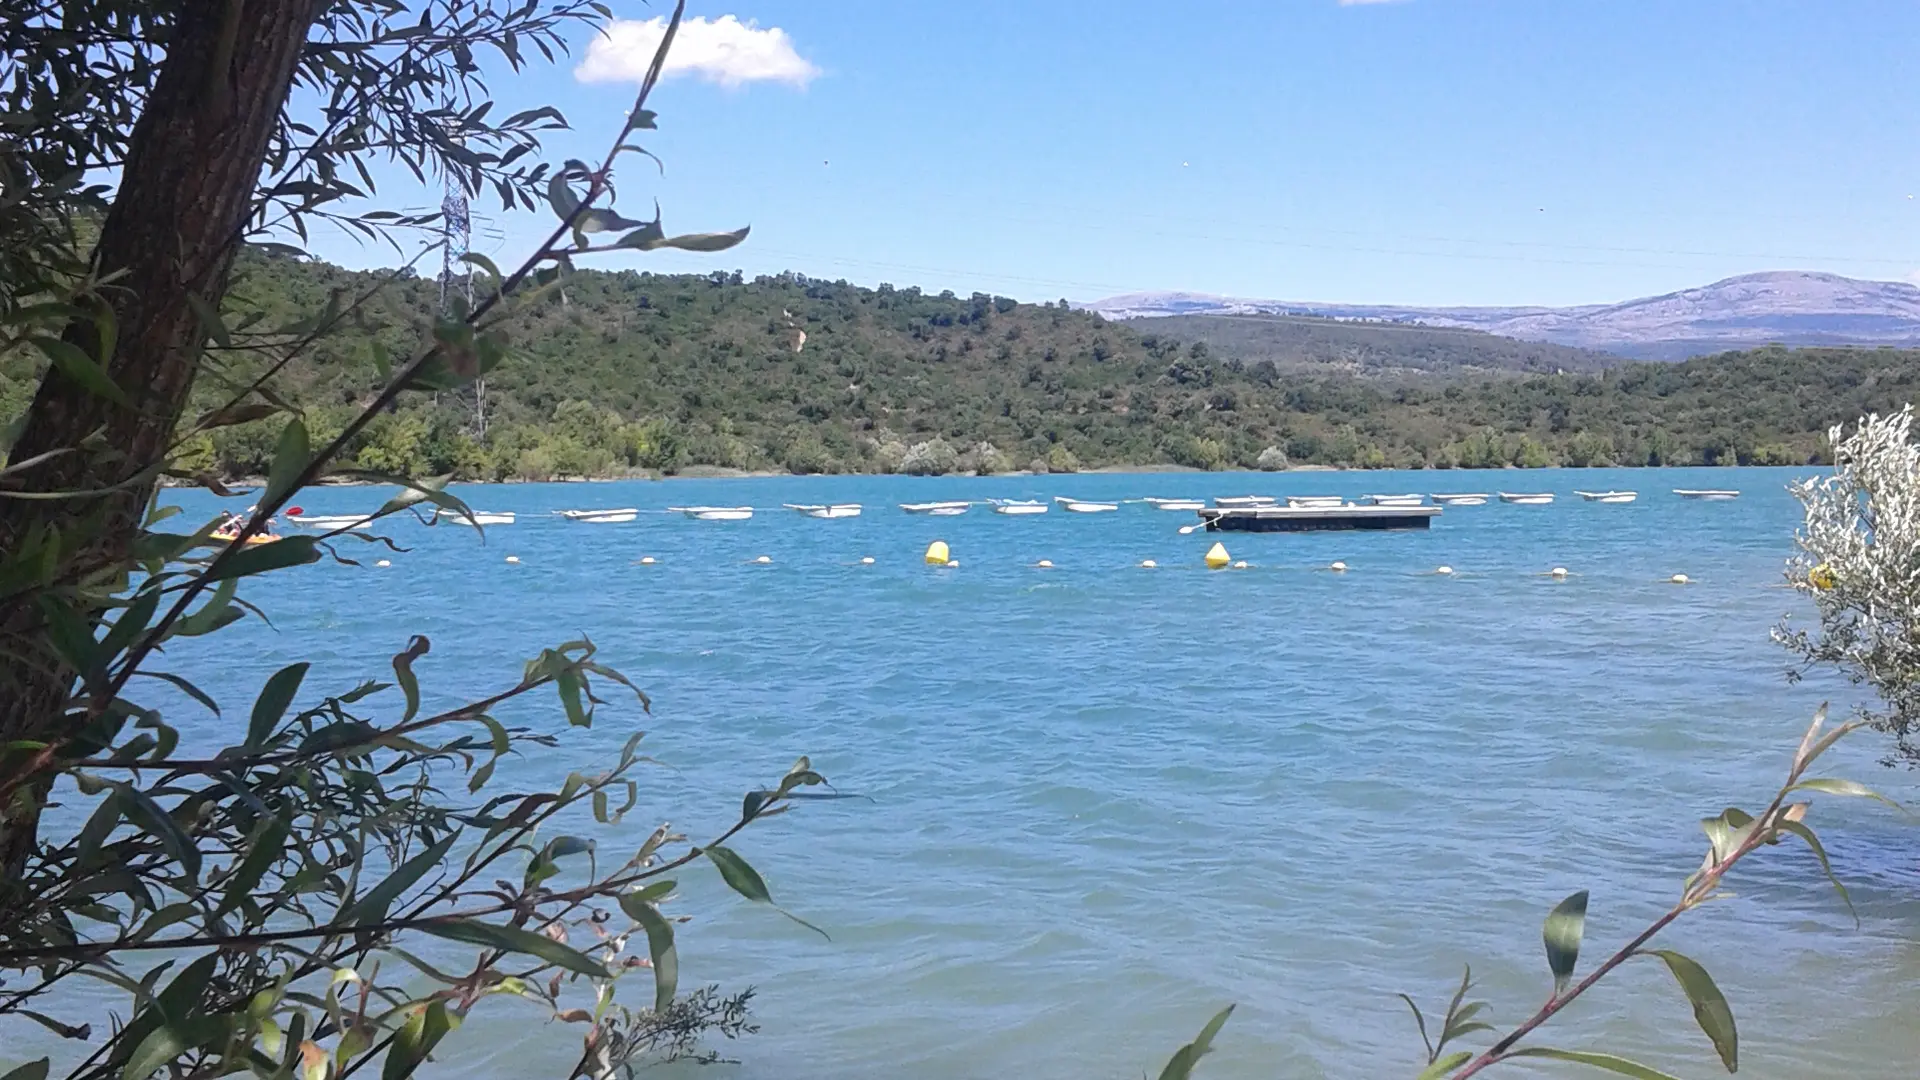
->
[145, 467, 1920, 1079]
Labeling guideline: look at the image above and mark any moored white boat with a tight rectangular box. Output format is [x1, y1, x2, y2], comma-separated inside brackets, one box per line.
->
[1287, 495, 1346, 508]
[671, 506, 753, 521]
[1055, 497, 1118, 513]
[1429, 493, 1489, 506]
[990, 499, 1049, 515]
[1576, 490, 1638, 504]
[558, 508, 639, 523]
[285, 512, 371, 530]
[438, 510, 517, 526]
[901, 500, 972, 516]
[785, 503, 863, 518]
[1498, 492, 1555, 505]
[1143, 497, 1207, 511]
[1213, 495, 1277, 508]
[1674, 489, 1740, 500]
[1364, 494, 1426, 507]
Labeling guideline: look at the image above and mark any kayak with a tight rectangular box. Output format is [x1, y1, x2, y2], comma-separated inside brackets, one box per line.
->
[210, 528, 280, 546]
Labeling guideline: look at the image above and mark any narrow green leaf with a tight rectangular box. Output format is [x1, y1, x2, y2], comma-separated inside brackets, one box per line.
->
[2, 1060, 50, 1080]
[1642, 950, 1736, 1072]
[203, 535, 321, 582]
[1507, 1047, 1686, 1080]
[382, 1001, 455, 1080]
[264, 418, 310, 506]
[30, 335, 127, 406]
[185, 293, 231, 348]
[217, 815, 290, 916]
[247, 663, 309, 748]
[1155, 1004, 1235, 1080]
[341, 832, 457, 926]
[1414, 1051, 1473, 1080]
[123, 1016, 231, 1080]
[119, 783, 200, 883]
[392, 636, 429, 723]
[618, 894, 679, 1011]
[578, 208, 645, 233]
[704, 845, 770, 902]
[1774, 818, 1858, 926]
[1397, 994, 1433, 1061]
[1787, 778, 1909, 814]
[419, 918, 608, 977]
[547, 174, 579, 219]
[658, 226, 749, 252]
[1543, 891, 1589, 997]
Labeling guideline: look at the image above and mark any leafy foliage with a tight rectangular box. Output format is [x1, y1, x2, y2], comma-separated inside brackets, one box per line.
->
[1777, 406, 1920, 767]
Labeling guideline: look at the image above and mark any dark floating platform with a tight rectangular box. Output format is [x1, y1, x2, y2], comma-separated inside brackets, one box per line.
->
[1196, 504, 1442, 533]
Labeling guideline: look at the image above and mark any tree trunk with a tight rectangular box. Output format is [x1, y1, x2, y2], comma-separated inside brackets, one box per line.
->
[0, 0, 328, 876]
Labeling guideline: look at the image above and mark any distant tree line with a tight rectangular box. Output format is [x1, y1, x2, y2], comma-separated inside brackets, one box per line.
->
[4, 256, 1913, 480]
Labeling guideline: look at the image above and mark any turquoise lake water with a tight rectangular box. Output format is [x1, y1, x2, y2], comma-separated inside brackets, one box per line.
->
[136, 467, 1920, 1078]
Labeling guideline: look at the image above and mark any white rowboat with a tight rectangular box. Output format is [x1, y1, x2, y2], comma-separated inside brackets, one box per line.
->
[991, 499, 1050, 515]
[285, 513, 371, 530]
[1287, 495, 1346, 508]
[785, 503, 863, 518]
[438, 510, 517, 526]
[1364, 494, 1426, 507]
[1213, 495, 1277, 508]
[559, 508, 639, 523]
[901, 501, 972, 516]
[1498, 493, 1555, 505]
[671, 506, 753, 521]
[1429, 493, 1489, 506]
[1143, 497, 1207, 511]
[1055, 497, 1119, 513]
[1576, 491, 1638, 504]
[1674, 489, 1740, 500]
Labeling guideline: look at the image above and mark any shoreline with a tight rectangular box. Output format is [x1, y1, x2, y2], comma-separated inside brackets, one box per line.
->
[172, 461, 1774, 490]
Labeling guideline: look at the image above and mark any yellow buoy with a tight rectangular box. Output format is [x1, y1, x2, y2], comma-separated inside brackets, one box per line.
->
[639, 556, 656, 565]
[1140, 559, 1157, 568]
[376, 559, 392, 568]
[505, 555, 520, 564]
[754, 555, 772, 564]
[924, 540, 950, 565]
[1204, 542, 1230, 569]
[1436, 566, 1454, 576]
[861, 556, 875, 565]
[1035, 559, 1053, 569]
[1329, 561, 1348, 572]
[1550, 567, 1568, 578]
[1670, 573, 1690, 584]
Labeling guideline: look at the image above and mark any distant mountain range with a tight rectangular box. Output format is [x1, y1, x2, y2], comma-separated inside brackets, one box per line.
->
[1083, 271, 1920, 360]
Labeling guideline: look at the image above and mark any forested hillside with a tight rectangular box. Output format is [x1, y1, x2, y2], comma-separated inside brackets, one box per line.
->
[1129, 312, 1623, 376]
[4, 254, 1915, 478]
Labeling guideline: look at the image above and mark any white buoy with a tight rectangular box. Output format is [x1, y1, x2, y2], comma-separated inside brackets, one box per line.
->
[1140, 559, 1158, 568]
[755, 555, 772, 564]
[945, 559, 960, 568]
[1329, 561, 1348, 572]
[1550, 567, 1569, 578]
[1178, 522, 1206, 535]
[1035, 559, 1053, 569]
[1232, 560, 1249, 570]
[376, 559, 392, 568]
[1436, 566, 1454, 576]
[861, 556, 875, 565]
[1671, 573, 1690, 584]
[639, 556, 656, 565]
[505, 555, 520, 564]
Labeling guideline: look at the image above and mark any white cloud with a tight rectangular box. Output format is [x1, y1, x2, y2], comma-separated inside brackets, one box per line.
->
[576, 15, 819, 89]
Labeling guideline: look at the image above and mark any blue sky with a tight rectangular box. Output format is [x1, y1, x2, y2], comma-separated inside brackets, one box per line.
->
[313, 0, 1920, 308]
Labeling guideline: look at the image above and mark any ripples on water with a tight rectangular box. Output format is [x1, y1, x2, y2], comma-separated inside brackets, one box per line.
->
[142, 468, 1920, 1079]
